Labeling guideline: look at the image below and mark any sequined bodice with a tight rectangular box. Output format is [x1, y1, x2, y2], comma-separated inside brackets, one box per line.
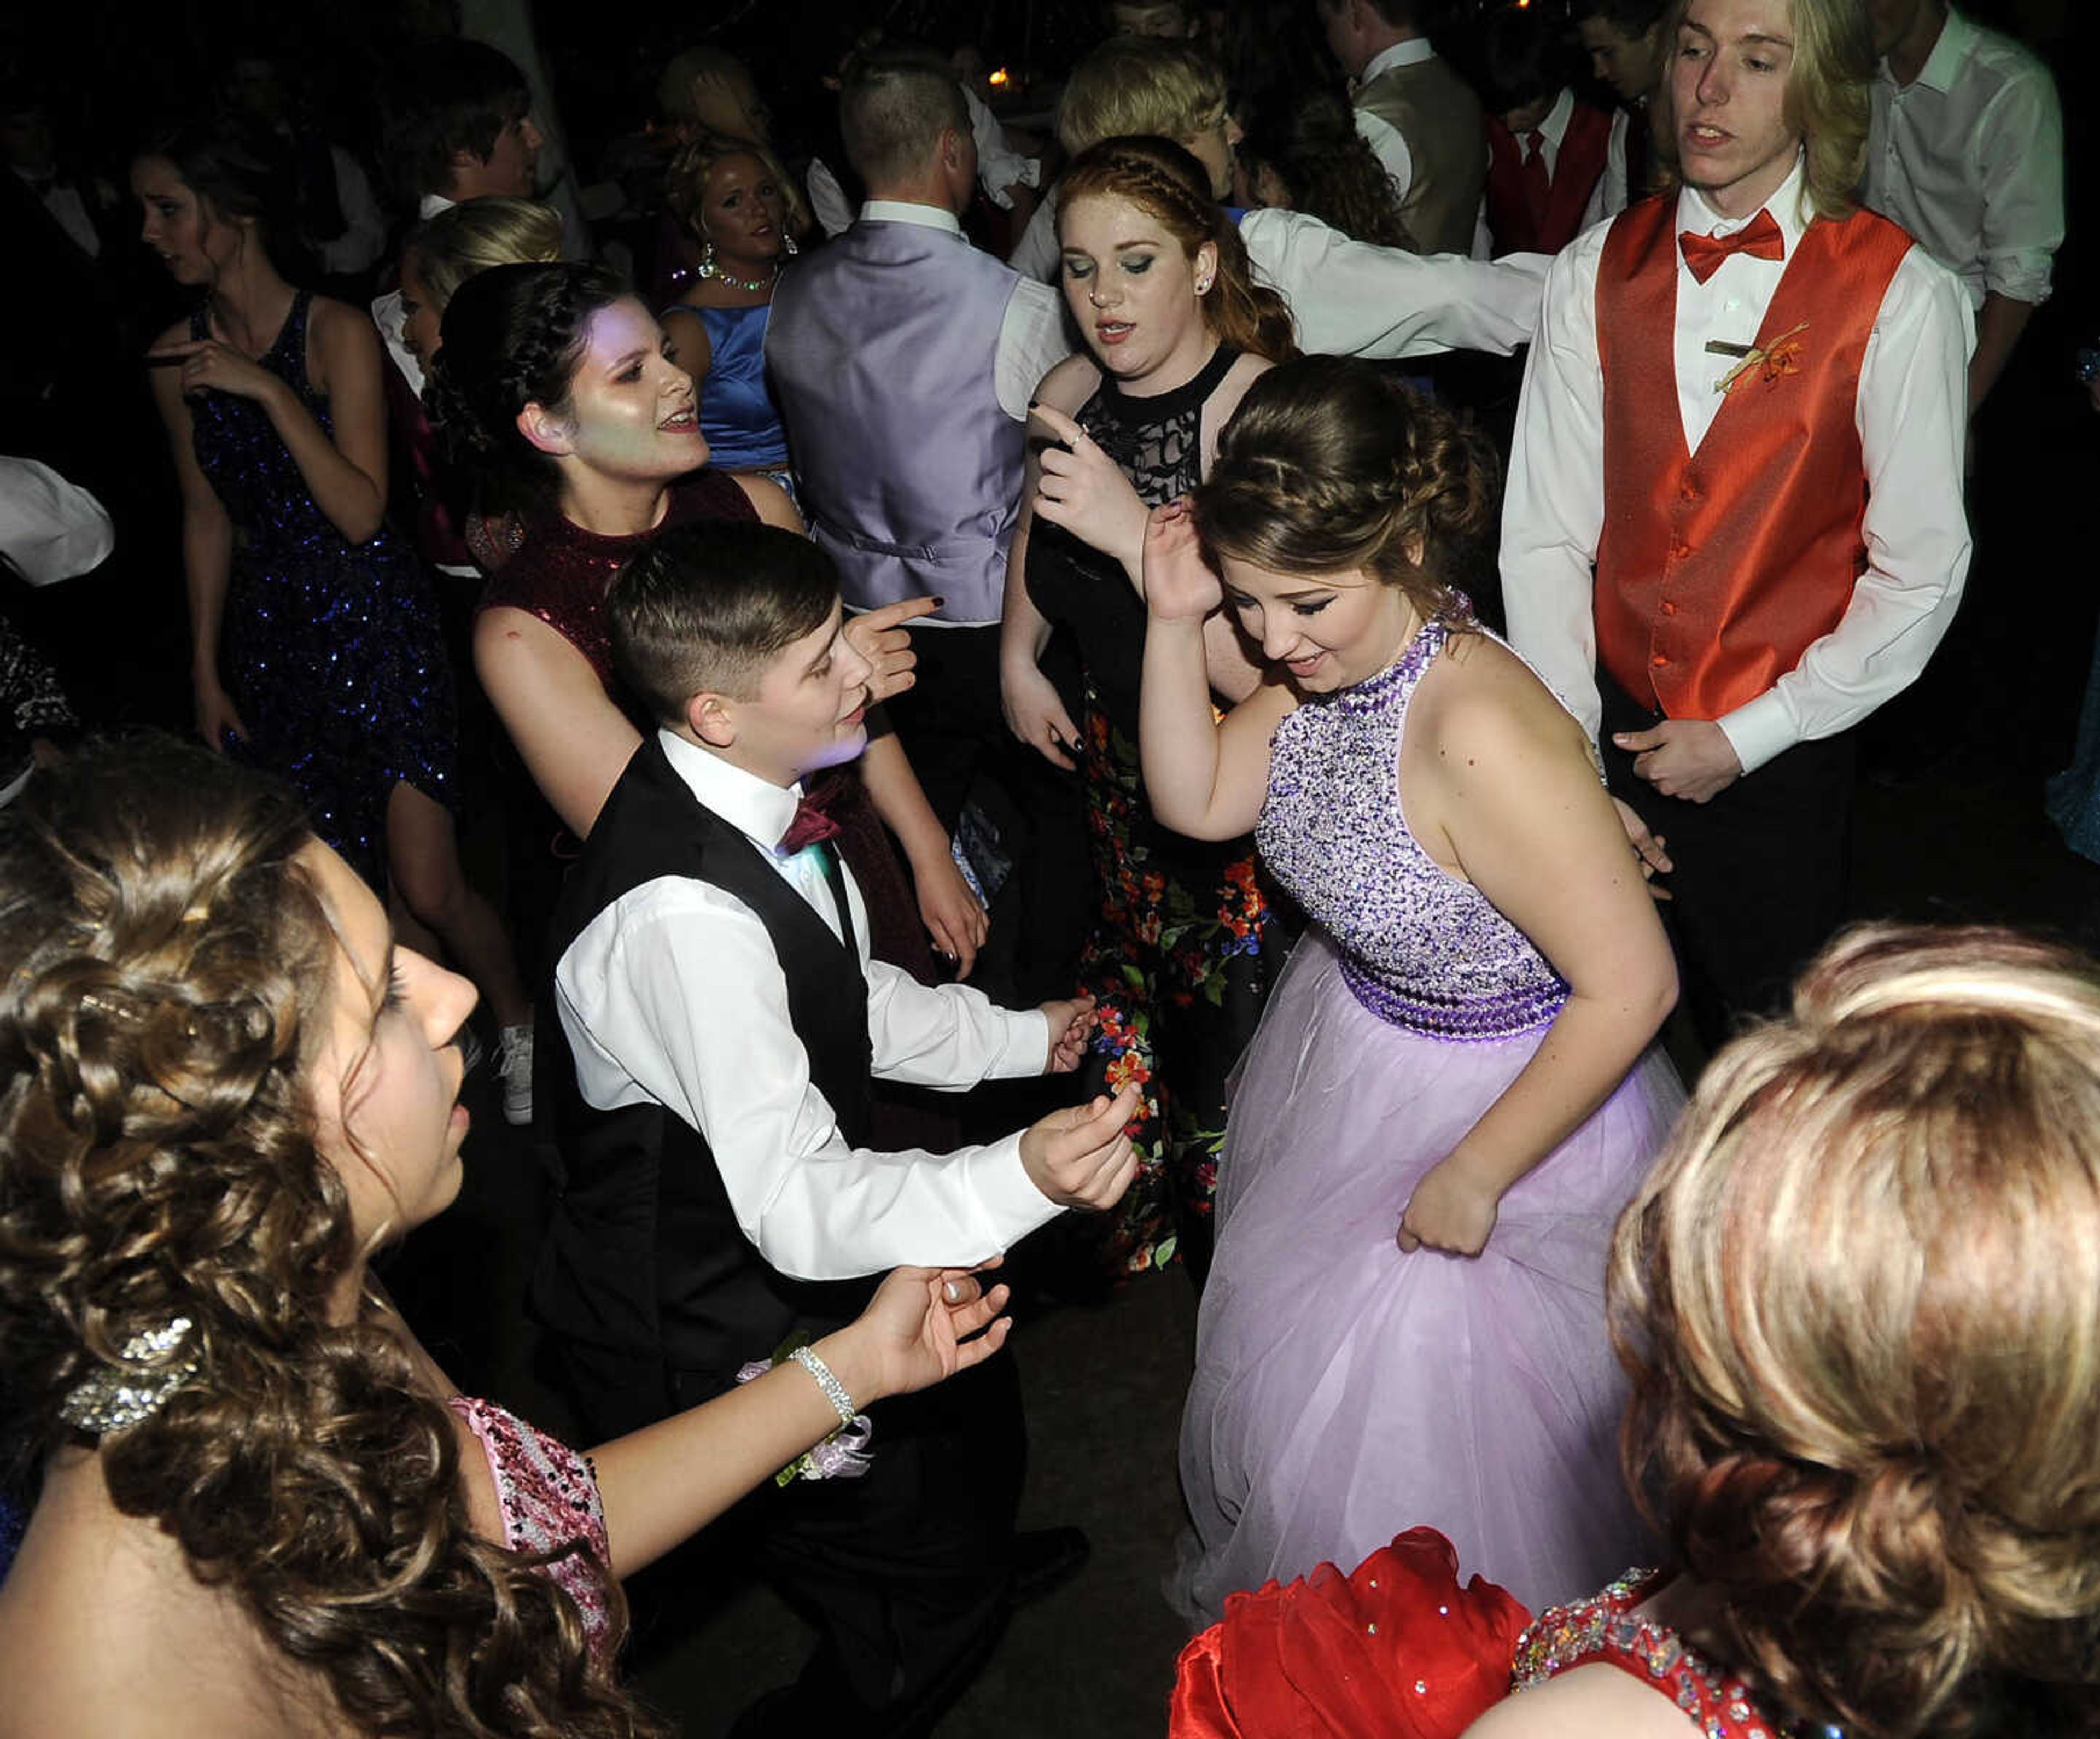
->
[1257, 617, 1569, 1040]
[188, 290, 371, 557]
[448, 1394, 614, 1658]
[1513, 1571, 1837, 1739]
[478, 469, 757, 687]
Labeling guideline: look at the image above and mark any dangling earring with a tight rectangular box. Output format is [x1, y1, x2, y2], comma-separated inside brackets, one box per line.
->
[782, 230, 800, 258]
[695, 234, 719, 281]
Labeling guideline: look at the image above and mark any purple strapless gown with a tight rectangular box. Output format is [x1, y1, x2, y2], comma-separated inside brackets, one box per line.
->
[1170, 617, 1683, 1624]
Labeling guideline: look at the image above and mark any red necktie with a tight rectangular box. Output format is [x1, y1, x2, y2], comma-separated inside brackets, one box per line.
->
[1521, 130, 1551, 235]
[779, 783, 843, 853]
[1678, 209, 1785, 284]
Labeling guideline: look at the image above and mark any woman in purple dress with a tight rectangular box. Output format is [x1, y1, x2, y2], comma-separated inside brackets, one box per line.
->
[1140, 358, 1683, 1620]
[135, 126, 533, 1095]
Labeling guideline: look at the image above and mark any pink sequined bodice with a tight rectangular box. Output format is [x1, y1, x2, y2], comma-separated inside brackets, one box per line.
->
[1257, 617, 1570, 1040]
[1513, 1571, 1832, 1738]
[448, 1394, 614, 1655]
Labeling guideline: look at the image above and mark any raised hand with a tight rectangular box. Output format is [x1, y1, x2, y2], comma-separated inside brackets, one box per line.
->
[1141, 500, 1223, 625]
[1020, 1081, 1142, 1209]
[1037, 993, 1099, 1073]
[147, 337, 283, 405]
[844, 596, 936, 705]
[1000, 659, 1081, 770]
[1396, 1156, 1500, 1257]
[1030, 402, 1151, 576]
[835, 1262, 1013, 1404]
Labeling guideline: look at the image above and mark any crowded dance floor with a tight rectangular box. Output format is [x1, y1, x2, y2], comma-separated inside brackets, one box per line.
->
[2, 0, 2097, 1732]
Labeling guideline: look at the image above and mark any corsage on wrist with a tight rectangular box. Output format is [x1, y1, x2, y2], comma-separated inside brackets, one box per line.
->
[736, 1335, 873, 1486]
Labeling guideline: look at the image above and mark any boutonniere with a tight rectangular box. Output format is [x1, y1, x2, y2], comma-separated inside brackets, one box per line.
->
[1706, 322, 1810, 396]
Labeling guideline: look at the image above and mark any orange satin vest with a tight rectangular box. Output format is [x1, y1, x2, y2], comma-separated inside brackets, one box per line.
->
[1592, 194, 1914, 720]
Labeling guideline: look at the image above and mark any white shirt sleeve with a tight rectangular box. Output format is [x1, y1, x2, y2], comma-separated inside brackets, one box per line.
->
[556, 876, 1061, 1282]
[1500, 229, 1609, 740]
[0, 457, 115, 586]
[1715, 247, 1975, 772]
[807, 157, 855, 238]
[1007, 185, 1063, 282]
[318, 148, 388, 277]
[370, 288, 425, 399]
[995, 275, 1075, 420]
[964, 84, 1041, 211]
[1240, 207, 1548, 360]
[1972, 67, 2063, 305]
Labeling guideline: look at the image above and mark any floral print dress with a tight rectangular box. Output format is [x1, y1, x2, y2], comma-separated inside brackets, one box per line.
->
[1025, 345, 1281, 1281]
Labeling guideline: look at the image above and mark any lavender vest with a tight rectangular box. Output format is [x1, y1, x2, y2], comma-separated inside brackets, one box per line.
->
[765, 217, 1026, 624]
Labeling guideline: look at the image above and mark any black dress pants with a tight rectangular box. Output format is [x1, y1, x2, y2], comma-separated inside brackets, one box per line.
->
[556, 1339, 1025, 1739]
[1600, 672, 1855, 1049]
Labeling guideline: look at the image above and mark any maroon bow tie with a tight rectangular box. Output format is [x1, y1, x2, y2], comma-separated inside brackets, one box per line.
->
[779, 783, 843, 853]
[1678, 209, 1785, 284]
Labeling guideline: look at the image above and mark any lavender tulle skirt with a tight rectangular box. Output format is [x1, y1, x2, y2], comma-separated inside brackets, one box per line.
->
[1169, 930, 1684, 1625]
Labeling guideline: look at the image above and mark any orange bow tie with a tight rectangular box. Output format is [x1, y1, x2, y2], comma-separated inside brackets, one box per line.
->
[1678, 209, 1785, 284]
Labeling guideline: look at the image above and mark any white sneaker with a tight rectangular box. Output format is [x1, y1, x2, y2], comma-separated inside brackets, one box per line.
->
[496, 1024, 534, 1127]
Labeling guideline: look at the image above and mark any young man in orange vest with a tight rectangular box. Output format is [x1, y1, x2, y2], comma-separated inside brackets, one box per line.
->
[1502, 0, 1971, 1046]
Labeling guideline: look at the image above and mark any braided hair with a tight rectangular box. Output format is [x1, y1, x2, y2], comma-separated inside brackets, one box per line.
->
[1057, 136, 1297, 365]
[1192, 355, 1496, 623]
[0, 735, 661, 1735]
[422, 260, 631, 518]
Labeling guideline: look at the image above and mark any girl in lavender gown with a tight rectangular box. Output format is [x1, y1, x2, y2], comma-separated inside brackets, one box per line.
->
[1140, 358, 1684, 1621]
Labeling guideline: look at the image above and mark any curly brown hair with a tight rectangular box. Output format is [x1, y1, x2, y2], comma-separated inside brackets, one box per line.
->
[1057, 135, 1297, 366]
[1191, 355, 1497, 623]
[0, 737, 663, 1736]
[1234, 87, 1416, 251]
[1611, 924, 2100, 1738]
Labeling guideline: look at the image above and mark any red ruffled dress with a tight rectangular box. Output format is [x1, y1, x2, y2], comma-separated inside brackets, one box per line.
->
[1171, 1528, 1811, 1738]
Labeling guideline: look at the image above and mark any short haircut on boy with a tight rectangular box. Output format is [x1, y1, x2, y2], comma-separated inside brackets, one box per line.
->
[839, 47, 970, 189]
[609, 522, 839, 723]
[384, 38, 532, 203]
[1056, 36, 1227, 156]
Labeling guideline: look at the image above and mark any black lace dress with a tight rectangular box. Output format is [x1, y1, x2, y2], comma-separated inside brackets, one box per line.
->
[1024, 345, 1281, 1282]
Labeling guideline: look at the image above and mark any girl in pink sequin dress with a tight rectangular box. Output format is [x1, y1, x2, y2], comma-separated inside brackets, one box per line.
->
[0, 740, 1018, 1736]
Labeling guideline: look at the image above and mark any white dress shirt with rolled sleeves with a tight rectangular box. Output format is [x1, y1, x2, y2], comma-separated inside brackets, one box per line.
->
[1865, 7, 2063, 311]
[1502, 158, 1974, 774]
[555, 731, 1059, 1282]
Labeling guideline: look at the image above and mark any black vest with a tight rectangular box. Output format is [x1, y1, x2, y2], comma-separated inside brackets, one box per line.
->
[533, 736, 877, 1404]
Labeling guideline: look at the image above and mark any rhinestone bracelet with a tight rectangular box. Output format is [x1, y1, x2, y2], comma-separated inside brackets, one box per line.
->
[790, 1345, 858, 1431]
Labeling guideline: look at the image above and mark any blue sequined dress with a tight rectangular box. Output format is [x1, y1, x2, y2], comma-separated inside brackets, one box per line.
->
[1170, 617, 1683, 1625]
[189, 290, 454, 886]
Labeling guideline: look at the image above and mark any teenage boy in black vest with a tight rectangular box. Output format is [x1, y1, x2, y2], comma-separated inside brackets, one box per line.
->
[538, 520, 1139, 1735]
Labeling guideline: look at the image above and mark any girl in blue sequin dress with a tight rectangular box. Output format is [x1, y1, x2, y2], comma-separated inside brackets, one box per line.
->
[135, 129, 532, 1049]
[1141, 359, 1684, 1622]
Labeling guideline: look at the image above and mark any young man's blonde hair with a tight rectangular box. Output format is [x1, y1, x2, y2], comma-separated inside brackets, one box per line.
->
[1055, 36, 1227, 156]
[1664, 0, 1872, 219]
[401, 197, 564, 315]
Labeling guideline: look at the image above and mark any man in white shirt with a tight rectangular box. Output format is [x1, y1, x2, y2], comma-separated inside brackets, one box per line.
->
[1013, 35, 1550, 360]
[540, 521, 1134, 1732]
[1865, 0, 2063, 422]
[1319, 0, 1486, 253]
[373, 40, 547, 395]
[1502, 0, 1973, 1044]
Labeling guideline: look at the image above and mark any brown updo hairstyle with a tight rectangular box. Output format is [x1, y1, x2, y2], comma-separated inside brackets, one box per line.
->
[664, 129, 813, 248]
[0, 736, 660, 1736]
[1611, 924, 2100, 1738]
[1056, 135, 1297, 365]
[1191, 354, 1497, 622]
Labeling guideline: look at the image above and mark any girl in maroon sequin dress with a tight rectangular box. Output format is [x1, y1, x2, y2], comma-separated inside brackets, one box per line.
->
[425, 262, 984, 986]
[1171, 927, 2100, 1739]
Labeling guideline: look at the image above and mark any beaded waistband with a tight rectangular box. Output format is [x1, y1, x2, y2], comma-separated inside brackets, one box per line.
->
[1340, 955, 1568, 1042]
